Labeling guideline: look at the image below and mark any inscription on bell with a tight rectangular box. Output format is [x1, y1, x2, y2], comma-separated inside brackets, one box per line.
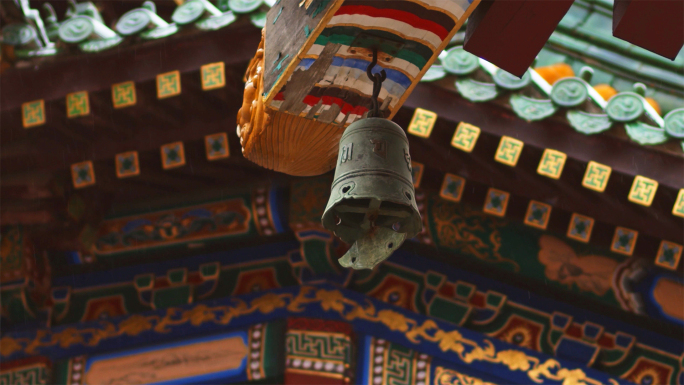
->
[370, 139, 387, 159]
[404, 148, 412, 172]
[341, 143, 353, 163]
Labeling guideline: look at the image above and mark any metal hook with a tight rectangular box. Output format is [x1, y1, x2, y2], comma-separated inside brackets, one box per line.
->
[366, 48, 386, 118]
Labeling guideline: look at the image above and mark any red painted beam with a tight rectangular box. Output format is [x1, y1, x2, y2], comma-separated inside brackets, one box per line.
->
[463, 0, 575, 77]
[613, 0, 684, 60]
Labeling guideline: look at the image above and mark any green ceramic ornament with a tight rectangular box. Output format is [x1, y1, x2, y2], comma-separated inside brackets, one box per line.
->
[442, 46, 478, 76]
[140, 24, 178, 39]
[117, 2, 177, 39]
[172, 0, 216, 25]
[228, 0, 263, 13]
[59, 16, 95, 43]
[606, 92, 644, 122]
[455, 79, 498, 102]
[195, 11, 236, 30]
[664, 108, 684, 138]
[421, 65, 446, 82]
[567, 111, 612, 135]
[117, 9, 153, 35]
[2, 23, 36, 46]
[550, 77, 588, 107]
[250, 11, 268, 28]
[43, 4, 61, 40]
[510, 94, 557, 121]
[494, 69, 531, 91]
[625, 121, 669, 145]
[80, 35, 124, 52]
[59, 15, 122, 52]
[8, 0, 59, 57]
[65, 0, 104, 23]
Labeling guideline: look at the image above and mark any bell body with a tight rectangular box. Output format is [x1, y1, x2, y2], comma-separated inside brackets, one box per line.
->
[322, 118, 422, 245]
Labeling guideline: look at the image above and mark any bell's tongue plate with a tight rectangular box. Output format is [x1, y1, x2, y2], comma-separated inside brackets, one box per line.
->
[338, 227, 406, 270]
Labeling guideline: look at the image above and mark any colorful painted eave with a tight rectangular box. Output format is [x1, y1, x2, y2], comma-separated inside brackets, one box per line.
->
[3, 178, 683, 384]
[0, 283, 654, 385]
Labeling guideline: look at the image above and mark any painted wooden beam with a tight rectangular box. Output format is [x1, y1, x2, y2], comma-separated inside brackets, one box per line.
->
[402, 83, 684, 243]
[463, 0, 575, 77]
[613, 0, 684, 60]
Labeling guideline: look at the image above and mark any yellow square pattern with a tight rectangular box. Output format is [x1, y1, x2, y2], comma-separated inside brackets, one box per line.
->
[582, 161, 611, 192]
[112, 81, 137, 109]
[22, 100, 46, 128]
[66, 91, 90, 118]
[673, 189, 684, 218]
[537, 149, 567, 179]
[451, 122, 480, 152]
[628, 175, 658, 207]
[494, 136, 524, 166]
[157, 70, 182, 99]
[655, 240, 682, 271]
[201, 62, 226, 90]
[407, 108, 437, 138]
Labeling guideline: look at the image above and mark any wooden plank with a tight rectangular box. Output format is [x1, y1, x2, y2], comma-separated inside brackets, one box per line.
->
[263, 0, 343, 101]
[463, 0, 575, 77]
[613, 0, 684, 60]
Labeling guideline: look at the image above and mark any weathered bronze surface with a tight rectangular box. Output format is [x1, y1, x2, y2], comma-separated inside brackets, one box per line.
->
[322, 118, 422, 270]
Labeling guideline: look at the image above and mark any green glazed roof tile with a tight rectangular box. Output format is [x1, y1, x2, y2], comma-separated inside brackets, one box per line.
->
[557, 2, 590, 30]
[626, 43, 684, 71]
[548, 35, 684, 89]
[584, 45, 642, 72]
[652, 91, 684, 115]
[587, 67, 615, 86]
[568, 59, 587, 80]
[593, 0, 614, 9]
[577, 25, 633, 52]
[575, 11, 613, 35]
[535, 48, 569, 68]
[610, 78, 635, 93]
[636, 64, 684, 89]
[557, 0, 683, 72]
[548, 32, 591, 52]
